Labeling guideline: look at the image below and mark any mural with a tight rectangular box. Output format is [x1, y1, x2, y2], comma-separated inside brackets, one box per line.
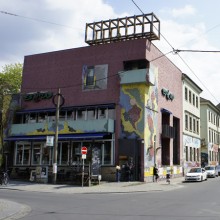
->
[82, 64, 108, 90]
[144, 65, 158, 172]
[120, 84, 145, 139]
[119, 63, 158, 179]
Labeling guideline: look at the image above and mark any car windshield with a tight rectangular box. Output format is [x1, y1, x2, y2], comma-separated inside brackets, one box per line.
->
[205, 167, 214, 170]
[189, 168, 201, 173]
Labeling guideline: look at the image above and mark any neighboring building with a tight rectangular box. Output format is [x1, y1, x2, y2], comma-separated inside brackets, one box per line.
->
[4, 13, 183, 182]
[182, 73, 203, 173]
[200, 98, 220, 167]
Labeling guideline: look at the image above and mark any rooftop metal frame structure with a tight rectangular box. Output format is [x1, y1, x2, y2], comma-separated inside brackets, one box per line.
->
[85, 13, 160, 45]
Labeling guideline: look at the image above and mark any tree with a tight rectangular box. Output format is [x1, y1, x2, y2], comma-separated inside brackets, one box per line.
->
[0, 63, 23, 167]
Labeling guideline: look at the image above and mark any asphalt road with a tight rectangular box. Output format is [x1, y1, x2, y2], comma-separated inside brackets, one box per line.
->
[1, 177, 220, 220]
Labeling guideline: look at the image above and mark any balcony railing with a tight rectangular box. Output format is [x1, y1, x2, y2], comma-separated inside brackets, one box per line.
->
[9, 118, 114, 137]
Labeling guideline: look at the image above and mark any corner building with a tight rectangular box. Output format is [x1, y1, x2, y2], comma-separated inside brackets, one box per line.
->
[5, 19, 183, 183]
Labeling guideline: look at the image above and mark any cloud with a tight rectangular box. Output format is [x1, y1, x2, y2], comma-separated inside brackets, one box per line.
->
[0, 0, 125, 70]
[171, 5, 196, 17]
[154, 17, 220, 104]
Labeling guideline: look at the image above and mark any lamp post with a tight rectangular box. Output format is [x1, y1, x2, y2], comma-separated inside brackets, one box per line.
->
[52, 88, 65, 184]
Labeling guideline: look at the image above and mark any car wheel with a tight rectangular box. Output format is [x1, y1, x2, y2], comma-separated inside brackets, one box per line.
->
[201, 176, 203, 182]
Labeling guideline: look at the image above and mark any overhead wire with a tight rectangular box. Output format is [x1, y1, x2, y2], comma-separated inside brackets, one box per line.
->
[131, 0, 220, 104]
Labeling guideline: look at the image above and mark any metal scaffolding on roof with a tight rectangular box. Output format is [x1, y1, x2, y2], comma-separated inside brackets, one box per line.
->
[85, 13, 160, 45]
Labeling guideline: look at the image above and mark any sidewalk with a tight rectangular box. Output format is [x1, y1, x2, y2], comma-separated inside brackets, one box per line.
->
[0, 177, 185, 219]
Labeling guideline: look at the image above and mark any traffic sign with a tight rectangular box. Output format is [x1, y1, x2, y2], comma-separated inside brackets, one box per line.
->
[81, 146, 87, 155]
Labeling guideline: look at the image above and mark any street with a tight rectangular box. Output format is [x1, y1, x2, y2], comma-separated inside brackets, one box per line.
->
[1, 177, 220, 220]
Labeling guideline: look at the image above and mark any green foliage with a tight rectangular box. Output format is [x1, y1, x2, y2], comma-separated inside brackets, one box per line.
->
[0, 63, 23, 95]
[0, 63, 23, 167]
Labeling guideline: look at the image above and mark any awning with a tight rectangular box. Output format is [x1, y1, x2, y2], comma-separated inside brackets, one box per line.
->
[161, 108, 172, 114]
[4, 133, 109, 141]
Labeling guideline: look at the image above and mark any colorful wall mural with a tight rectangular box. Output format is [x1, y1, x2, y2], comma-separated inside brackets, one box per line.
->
[119, 64, 158, 179]
[120, 83, 145, 139]
[144, 65, 158, 176]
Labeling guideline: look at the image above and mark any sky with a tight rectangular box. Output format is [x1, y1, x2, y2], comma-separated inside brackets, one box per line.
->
[1, 0, 220, 105]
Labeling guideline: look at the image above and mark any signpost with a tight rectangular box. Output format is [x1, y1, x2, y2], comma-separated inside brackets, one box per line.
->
[81, 146, 87, 187]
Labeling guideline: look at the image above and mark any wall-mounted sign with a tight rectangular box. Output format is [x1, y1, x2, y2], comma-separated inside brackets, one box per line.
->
[23, 91, 53, 102]
[161, 88, 174, 101]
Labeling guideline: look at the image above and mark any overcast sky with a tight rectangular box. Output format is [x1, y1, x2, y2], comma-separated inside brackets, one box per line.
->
[1, 0, 220, 105]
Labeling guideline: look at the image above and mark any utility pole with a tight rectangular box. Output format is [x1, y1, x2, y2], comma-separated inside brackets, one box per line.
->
[53, 88, 61, 184]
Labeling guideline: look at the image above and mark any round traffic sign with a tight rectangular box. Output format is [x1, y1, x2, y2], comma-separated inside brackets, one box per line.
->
[81, 146, 87, 155]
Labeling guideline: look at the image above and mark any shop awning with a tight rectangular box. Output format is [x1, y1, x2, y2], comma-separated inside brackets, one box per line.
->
[4, 133, 109, 141]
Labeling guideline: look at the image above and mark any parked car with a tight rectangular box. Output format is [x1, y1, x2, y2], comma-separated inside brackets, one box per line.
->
[205, 165, 218, 178]
[185, 167, 207, 182]
[216, 165, 220, 176]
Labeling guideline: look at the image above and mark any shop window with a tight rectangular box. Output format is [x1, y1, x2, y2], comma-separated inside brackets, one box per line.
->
[103, 142, 112, 165]
[15, 143, 31, 165]
[32, 144, 41, 165]
[42, 147, 50, 165]
[61, 142, 69, 165]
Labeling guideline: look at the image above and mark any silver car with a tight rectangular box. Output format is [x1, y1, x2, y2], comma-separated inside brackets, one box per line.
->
[205, 165, 218, 178]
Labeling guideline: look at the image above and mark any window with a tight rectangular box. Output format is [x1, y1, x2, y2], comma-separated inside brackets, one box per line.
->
[123, 59, 147, 70]
[193, 118, 196, 133]
[193, 94, 195, 106]
[189, 117, 192, 131]
[196, 120, 199, 134]
[190, 147, 192, 161]
[185, 114, 188, 130]
[15, 143, 31, 165]
[77, 109, 86, 120]
[185, 146, 188, 161]
[197, 148, 199, 161]
[193, 148, 196, 161]
[87, 109, 97, 120]
[185, 87, 188, 101]
[189, 91, 192, 103]
[196, 96, 198, 108]
[32, 144, 41, 165]
[98, 108, 107, 119]
[86, 66, 95, 86]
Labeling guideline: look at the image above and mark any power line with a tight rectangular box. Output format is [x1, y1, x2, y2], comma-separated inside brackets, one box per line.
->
[21, 50, 173, 91]
[131, 0, 220, 104]
[175, 49, 220, 53]
[0, 10, 83, 31]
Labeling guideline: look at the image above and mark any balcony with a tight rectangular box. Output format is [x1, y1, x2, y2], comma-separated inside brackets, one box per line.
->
[161, 124, 175, 139]
[9, 118, 114, 137]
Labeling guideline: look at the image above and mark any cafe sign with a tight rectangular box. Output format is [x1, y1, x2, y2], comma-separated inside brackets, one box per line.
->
[161, 88, 174, 101]
[23, 91, 53, 102]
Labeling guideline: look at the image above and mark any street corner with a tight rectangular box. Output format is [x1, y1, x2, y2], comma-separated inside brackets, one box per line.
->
[0, 199, 31, 220]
